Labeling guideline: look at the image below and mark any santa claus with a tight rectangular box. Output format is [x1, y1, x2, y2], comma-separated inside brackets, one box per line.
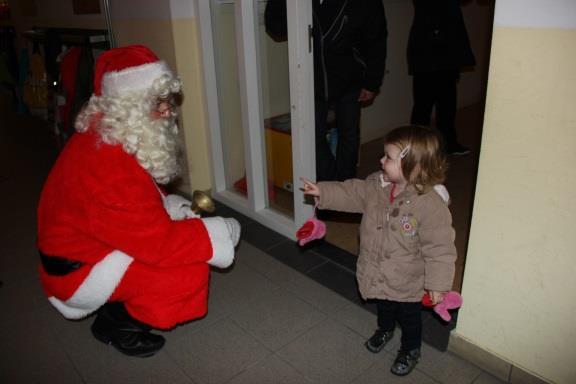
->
[37, 45, 240, 357]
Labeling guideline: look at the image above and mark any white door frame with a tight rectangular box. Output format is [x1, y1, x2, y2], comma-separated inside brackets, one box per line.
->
[195, 0, 315, 239]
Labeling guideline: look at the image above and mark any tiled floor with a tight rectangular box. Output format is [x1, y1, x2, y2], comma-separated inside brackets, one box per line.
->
[0, 94, 504, 383]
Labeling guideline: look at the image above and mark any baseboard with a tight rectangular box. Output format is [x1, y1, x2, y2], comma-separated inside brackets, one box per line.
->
[448, 333, 550, 384]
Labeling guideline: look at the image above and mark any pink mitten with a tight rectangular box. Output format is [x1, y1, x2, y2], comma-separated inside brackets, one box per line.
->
[296, 207, 326, 246]
[433, 291, 463, 322]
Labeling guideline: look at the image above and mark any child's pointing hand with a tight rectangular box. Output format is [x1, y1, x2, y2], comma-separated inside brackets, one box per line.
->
[300, 178, 321, 197]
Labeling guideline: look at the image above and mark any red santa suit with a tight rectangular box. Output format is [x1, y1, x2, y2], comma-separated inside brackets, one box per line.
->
[37, 45, 236, 330]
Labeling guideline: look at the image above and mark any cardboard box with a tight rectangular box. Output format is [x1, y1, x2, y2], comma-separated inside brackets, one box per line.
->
[265, 114, 293, 191]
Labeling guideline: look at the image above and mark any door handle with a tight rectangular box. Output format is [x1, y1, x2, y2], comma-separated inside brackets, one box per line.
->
[308, 25, 313, 53]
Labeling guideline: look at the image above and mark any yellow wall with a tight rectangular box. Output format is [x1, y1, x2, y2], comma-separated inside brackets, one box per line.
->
[171, 17, 213, 192]
[455, 26, 576, 383]
[112, 10, 212, 192]
[4, 0, 213, 193]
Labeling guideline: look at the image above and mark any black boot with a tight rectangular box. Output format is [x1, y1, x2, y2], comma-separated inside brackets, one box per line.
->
[365, 329, 394, 353]
[91, 302, 165, 358]
[390, 348, 420, 376]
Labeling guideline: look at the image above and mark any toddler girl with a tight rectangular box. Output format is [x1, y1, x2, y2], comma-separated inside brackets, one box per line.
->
[302, 125, 457, 376]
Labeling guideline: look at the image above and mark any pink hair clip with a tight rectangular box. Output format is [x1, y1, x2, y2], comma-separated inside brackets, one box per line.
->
[296, 204, 326, 246]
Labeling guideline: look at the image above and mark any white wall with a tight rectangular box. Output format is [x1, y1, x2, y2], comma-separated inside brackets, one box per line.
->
[455, 1, 576, 383]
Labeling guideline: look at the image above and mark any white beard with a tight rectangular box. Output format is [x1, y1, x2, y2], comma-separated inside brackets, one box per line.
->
[75, 78, 183, 184]
[132, 115, 180, 184]
[98, 111, 181, 184]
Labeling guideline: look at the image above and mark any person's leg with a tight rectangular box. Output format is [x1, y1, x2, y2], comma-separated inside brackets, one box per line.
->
[435, 70, 469, 154]
[365, 299, 396, 353]
[110, 260, 209, 329]
[391, 301, 422, 376]
[315, 99, 336, 181]
[334, 91, 361, 181]
[92, 260, 210, 357]
[410, 73, 435, 127]
[91, 301, 165, 358]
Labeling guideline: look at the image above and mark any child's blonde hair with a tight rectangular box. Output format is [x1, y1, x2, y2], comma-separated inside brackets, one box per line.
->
[384, 125, 447, 194]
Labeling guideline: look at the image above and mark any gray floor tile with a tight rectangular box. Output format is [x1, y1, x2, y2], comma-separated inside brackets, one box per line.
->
[326, 300, 378, 339]
[277, 270, 351, 314]
[0, 311, 85, 384]
[306, 262, 359, 302]
[165, 318, 270, 384]
[235, 241, 304, 285]
[277, 319, 380, 384]
[208, 261, 281, 315]
[473, 372, 507, 384]
[0, 272, 47, 326]
[50, 311, 195, 384]
[0, 239, 42, 283]
[310, 241, 357, 273]
[415, 343, 483, 384]
[232, 288, 326, 351]
[351, 356, 438, 384]
[241, 222, 289, 252]
[326, 301, 402, 354]
[69, 349, 194, 384]
[227, 354, 314, 384]
[268, 240, 327, 275]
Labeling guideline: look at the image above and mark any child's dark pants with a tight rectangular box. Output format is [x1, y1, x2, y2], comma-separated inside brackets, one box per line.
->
[376, 299, 422, 352]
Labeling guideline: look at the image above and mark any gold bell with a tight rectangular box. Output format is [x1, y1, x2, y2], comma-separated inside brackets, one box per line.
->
[191, 190, 216, 215]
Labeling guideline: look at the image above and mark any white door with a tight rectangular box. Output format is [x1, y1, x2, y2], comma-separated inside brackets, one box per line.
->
[196, 0, 315, 239]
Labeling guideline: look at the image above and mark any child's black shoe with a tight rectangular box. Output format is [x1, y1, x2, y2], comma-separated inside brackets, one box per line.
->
[364, 329, 394, 353]
[390, 348, 420, 376]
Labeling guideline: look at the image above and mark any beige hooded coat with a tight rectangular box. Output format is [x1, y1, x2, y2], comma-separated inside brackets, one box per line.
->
[318, 172, 456, 302]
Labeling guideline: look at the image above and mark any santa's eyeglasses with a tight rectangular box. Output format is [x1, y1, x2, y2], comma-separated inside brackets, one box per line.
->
[154, 97, 176, 114]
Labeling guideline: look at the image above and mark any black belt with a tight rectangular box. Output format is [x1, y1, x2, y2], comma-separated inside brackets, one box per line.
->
[39, 251, 84, 276]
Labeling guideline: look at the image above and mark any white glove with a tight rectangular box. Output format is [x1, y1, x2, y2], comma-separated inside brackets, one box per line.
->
[162, 194, 200, 220]
[224, 217, 241, 247]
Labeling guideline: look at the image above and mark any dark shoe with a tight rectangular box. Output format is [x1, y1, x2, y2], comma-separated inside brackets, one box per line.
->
[91, 302, 165, 358]
[390, 348, 421, 376]
[446, 143, 471, 156]
[365, 329, 394, 353]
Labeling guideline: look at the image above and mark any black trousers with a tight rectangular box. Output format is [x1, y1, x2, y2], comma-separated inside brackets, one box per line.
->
[376, 299, 422, 352]
[411, 70, 460, 148]
[315, 91, 361, 182]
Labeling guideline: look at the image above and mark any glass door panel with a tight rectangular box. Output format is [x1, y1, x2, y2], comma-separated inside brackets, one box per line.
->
[256, 0, 294, 219]
[210, 1, 248, 200]
[198, 0, 315, 239]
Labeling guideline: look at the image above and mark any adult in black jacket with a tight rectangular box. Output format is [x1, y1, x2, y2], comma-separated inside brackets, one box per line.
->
[265, 0, 387, 181]
[408, 0, 476, 155]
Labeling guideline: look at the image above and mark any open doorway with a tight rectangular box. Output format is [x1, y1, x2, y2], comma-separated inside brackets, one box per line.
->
[321, 0, 496, 293]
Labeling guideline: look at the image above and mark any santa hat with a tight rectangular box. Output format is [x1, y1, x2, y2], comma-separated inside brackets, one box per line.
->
[93, 45, 173, 97]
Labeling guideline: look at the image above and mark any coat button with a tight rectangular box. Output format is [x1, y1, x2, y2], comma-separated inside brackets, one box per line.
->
[385, 254, 391, 259]
[377, 225, 382, 230]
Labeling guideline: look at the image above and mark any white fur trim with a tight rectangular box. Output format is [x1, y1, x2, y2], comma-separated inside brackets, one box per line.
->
[101, 61, 172, 96]
[162, 194, 199, 220]
[48, 250, 134, 319]
[433, 185, 450, 203]
[379, 173, 391, 188]
[201, 217, 235, 269]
